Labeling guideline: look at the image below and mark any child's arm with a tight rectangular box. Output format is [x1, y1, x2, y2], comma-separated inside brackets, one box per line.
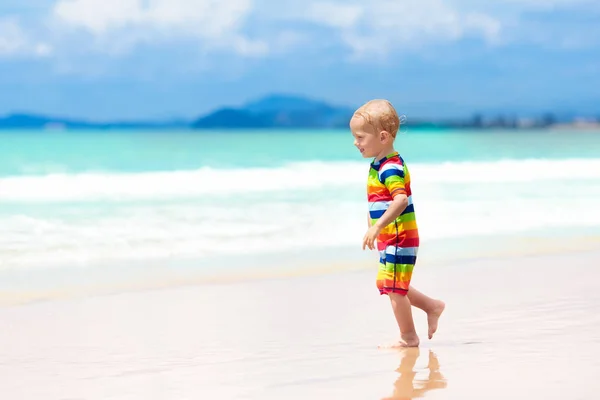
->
[363, 162, 409, 250]
[373, 194, 408, 230]
[363, 195, 408, 250]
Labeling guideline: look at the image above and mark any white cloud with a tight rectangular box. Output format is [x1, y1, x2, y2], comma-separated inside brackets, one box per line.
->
[307, 3, 363, 29]
[1, 0, 597, 66]
[33, 43, 53, 56]
[51, 0, 266, 55]
[0, 19, 26, 55]
[464, 13, 502, 43]
[230, 35, 269, 57]
[0, 18, 53, 58]
[301, 0, 503, 57]
[501, 0, 597, 7]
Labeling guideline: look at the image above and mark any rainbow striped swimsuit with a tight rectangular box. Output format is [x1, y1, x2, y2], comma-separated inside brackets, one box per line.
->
[367, 151, 419, 295]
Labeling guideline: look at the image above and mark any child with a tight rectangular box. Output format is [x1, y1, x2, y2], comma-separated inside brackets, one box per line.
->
[350, 99, 445, 348]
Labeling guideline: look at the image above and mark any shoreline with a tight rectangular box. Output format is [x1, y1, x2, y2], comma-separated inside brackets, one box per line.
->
[1, 229, 599, 308]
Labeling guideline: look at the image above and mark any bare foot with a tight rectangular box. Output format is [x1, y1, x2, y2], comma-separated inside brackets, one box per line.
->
[379, 333, 420, 349]
[427, 300, 445, 340]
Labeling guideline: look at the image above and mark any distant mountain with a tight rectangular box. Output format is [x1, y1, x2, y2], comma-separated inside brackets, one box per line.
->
[0, 95, 355, 130]
[191, 108, 272, 129]
[191, 94, 355, 129]
[2, 94, 596, 130]
[0, 114, 94, 129]
[244, 94, 338, 114]
[0, 113, 189, 130]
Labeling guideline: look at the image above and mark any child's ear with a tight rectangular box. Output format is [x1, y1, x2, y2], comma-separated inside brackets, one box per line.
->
[380, 130, 389, 142]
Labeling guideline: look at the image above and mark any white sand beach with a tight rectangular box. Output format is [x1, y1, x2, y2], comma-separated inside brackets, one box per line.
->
[1, 242, 599, 399]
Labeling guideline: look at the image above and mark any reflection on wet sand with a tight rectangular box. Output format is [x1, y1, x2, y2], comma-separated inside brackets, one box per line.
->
[382, 349, 447, 400]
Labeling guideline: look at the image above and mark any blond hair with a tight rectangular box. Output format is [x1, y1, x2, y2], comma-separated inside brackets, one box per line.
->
[352, 99, 400, 138]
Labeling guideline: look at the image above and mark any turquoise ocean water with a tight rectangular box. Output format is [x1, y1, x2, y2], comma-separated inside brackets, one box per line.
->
[1, 128, 599, 298]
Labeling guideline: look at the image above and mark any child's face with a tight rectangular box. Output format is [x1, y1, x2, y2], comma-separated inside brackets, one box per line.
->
[350, 115, 389, 158]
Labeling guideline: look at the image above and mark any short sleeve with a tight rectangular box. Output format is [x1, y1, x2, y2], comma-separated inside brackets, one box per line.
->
[378, 162, 406, 198]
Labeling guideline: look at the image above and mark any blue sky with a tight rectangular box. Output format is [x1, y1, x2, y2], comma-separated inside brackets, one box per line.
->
[0, 0, 598, 120]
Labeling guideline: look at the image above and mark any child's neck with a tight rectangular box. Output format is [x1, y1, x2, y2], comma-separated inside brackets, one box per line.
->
[375, 145, 396, 162]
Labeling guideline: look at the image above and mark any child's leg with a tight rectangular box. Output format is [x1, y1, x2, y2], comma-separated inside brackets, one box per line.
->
[407, 287, 445, 339]
[389, 292, 420, 347]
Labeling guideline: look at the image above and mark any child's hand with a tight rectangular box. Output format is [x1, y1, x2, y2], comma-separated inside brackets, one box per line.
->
[362, 225, 381, 250]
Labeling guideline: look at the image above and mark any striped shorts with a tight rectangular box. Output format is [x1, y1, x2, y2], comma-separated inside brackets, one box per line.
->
[376, 245, 418, 296]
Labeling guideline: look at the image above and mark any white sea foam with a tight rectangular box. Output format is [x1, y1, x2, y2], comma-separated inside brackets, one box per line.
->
[1, 158, 599, 271]
[2, 158, 600, 203]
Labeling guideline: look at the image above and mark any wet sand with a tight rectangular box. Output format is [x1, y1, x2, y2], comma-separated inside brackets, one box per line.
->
[1, 249, 600, 399]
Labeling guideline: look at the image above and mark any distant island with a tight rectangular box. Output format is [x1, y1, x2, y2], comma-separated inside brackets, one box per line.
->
[0, 94, 598, 130]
